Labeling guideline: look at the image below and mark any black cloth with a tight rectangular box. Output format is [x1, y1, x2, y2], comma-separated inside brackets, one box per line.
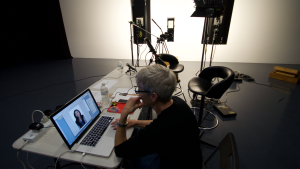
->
[115, 96, 202, 169]
[75, 115, 85, 128]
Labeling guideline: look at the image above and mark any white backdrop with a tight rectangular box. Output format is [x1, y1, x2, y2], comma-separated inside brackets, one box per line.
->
[60, 0, 300, 64]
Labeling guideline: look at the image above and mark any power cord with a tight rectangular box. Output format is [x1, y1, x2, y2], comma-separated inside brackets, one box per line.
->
[135, 44, 147, 67]
[0, 75, 106, 101]
[145, 52, 151, 66]
[26, 152, 34, 169]
[17, 140, 29, 169]
[19, 110, 51, 169]
[31, 110, 47, 123]
[80, 153, 87, 169]
[241, 74, 300, 126]
[219, 83, 241, 104]
[55, 150, 75, 169]
[136, 44, 148, 67]
[240, 74, 254, 82]
[127, 77, 135, 93]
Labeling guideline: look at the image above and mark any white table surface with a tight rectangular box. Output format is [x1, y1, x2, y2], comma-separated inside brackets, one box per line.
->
[12, 68, 141, 169]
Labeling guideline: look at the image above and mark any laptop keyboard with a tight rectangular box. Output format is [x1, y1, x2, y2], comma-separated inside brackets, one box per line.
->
[80, 116, 114, 147]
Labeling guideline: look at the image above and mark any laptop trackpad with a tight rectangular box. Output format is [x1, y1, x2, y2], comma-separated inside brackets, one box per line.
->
[105, 126, 116, 138]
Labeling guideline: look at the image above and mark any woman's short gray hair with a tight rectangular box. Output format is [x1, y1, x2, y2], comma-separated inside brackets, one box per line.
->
[135, 64, 176, 103]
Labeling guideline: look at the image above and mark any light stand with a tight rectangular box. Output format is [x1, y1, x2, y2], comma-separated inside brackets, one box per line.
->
[128, 22, 160, 66]
[189, 0, 235, 148]
[152, 19, 169, 54]
[129, 21, 134, 66]
[200, 9, 214, 72]
[135, 21, 141, 67]
[129, 21, 145, 67]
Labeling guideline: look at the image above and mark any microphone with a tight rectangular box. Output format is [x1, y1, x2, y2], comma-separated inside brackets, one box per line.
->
[126, 63, 137, 72]
[157, 56, 167, 67]
[144, 37, 156, 55]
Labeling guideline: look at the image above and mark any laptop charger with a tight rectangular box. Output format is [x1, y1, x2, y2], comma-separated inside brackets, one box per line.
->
[23, 120, 53, 143]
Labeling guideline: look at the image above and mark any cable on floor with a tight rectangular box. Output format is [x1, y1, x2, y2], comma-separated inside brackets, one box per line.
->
[242, 74, 300, 126]
[219, 83, 241, 104]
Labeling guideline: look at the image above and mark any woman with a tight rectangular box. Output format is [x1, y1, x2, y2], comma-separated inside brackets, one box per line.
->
[74, 109, 86, 128]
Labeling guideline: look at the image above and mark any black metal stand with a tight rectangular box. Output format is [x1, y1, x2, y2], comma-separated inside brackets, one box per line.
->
[126, 69, 136, 76]
[200, 13, 210, 72]
[209, 44, 214, 67]
[135, 24, 142, 67]
[136, 23, 143, 67]
[136, 38, 140, 67]
[194, 95, 217, 148]
[155, 38, 169, 54]
[151, 19, 169, 54]
[195, 10, 220, 149]
[130, 23, 134, 66]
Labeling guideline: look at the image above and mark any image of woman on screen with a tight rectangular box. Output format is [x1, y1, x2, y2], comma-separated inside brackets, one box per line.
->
[74, 109, 86, 128]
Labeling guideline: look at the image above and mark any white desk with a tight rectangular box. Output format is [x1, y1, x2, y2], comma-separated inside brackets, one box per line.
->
[12, 68, 140, 169]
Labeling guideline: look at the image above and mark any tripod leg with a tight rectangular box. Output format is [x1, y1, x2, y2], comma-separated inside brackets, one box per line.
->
[178, 82, 187, 102]
[155, 43, 159, 53]
[159, 42, 161, 54]
[163, 42, 169, 54]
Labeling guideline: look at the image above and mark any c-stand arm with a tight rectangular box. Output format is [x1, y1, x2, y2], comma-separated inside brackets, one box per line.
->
[144, 37, 167, 67]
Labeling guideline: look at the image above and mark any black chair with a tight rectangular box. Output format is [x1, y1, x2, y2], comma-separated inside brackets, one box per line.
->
[188, 66, 234, 146]
[203, 132, 240, 169]
[157, 53, 187, 102]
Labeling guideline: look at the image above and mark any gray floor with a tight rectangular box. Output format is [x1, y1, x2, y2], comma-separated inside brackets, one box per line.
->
[1, 58, 299, 169]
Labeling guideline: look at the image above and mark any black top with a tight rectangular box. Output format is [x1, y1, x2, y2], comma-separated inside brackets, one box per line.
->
[114, 96, 202, 169]
[75, 114, 86, 128]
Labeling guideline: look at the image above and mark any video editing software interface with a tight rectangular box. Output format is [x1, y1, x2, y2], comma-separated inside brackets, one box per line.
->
[52, 90, 100, 145]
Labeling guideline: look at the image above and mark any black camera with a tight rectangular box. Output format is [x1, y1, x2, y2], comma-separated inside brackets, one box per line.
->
[194, 0, 224, 8]
[159, 33, 172, 41]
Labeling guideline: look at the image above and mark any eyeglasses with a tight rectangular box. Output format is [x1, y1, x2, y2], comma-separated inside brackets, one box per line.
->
[134, 86, 150, 94]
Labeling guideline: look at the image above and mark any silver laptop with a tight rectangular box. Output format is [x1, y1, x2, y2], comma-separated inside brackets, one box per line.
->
[50, 89, 115, 157]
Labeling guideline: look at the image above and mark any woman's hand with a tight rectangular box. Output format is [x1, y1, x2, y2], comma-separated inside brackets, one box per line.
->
[120, 97, 143, 118]
[111, 118, 137, 130]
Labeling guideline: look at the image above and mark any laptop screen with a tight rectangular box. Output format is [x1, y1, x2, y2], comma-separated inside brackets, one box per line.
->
[51, 89, 101, 147]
